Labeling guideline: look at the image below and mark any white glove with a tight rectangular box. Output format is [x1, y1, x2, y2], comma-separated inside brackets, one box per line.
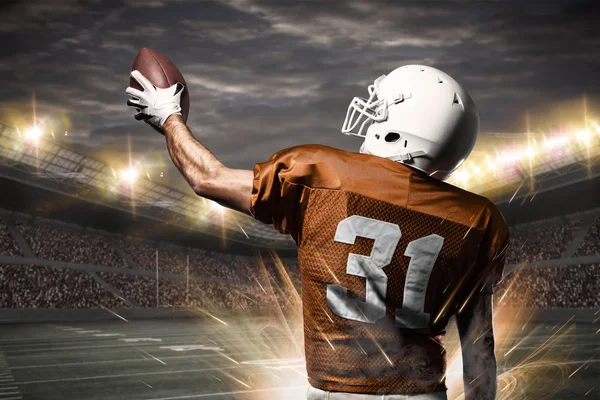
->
[126, 70, 184, 132]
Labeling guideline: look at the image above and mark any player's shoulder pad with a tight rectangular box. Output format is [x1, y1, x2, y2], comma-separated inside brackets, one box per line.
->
[267, 144, 344, 190]
[483, 199, 510, 252]
[268, 144, 335, 162]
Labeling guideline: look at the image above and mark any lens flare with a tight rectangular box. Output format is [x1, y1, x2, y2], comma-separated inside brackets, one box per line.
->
[24, 126, 42, 142]
[120, 167, 138, 183]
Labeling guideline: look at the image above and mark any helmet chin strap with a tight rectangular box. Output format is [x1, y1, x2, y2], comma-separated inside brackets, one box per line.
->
[387, 150, 427, 163]
[359, 143, 427, 163]
[359, 143, 454, 179]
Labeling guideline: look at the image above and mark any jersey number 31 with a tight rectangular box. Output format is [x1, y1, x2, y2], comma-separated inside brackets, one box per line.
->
[326, 215, 444, 329]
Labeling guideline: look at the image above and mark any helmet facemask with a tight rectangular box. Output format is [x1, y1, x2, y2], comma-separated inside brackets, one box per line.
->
[341, 75, 388, 138]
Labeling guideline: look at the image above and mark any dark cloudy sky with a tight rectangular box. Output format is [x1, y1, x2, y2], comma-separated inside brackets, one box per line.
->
[1, 0, 599, 191]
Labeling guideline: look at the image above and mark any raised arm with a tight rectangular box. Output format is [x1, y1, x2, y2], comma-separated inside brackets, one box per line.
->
[126, 71, 254, 216]
[455, 292, 497, 400]
[162, 114, 254, 216]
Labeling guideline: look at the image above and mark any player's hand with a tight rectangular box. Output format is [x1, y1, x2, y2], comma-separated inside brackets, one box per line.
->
[126, 70, 184, 134]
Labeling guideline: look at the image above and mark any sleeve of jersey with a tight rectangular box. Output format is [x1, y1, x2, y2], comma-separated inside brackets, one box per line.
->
[474, 204, 511, 295]
[250, 147, 314, 237]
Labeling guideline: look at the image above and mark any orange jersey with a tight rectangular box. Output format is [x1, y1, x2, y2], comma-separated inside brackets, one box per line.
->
[251, 144, 509, 395]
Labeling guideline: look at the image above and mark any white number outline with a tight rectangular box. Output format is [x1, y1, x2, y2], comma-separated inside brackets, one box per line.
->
[326, 215, 444, 329]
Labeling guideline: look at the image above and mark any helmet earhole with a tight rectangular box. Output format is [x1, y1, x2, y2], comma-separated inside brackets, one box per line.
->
[384, 132, 401, 143]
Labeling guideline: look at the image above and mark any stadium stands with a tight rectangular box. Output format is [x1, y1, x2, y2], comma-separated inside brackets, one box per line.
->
[506, 220, 582, 263]
[0, 211, 598, 310]
[575, 216, 600, 257]
[0, 265, 127, 308]
[496, 264, 599, 308]
[14, 221, 127, 267]
[0, 220, 22, 257]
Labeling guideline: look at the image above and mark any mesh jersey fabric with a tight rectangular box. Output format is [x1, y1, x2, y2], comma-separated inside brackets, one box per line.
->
[251, 144, 509, 394]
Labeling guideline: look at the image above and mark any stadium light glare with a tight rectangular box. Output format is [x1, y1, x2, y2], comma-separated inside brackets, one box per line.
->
[211, 201, 224, 211]
[525, 147, 536, 160]
[577, 128, 592, 145]
[543, 136, 570, 149]
[468, 162, 483, 176]
[497, 151, 522, 164]
[485, 155, 496, 171]
[120, 168, 138, 184]
[24, 126, 42, 142]
[455, 169, 469, 183]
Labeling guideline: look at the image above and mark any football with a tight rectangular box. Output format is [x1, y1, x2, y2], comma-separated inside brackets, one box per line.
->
[130, 47, 190, 122]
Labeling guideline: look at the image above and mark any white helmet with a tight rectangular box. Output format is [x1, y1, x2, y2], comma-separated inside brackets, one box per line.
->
[341, 65, 479, 181]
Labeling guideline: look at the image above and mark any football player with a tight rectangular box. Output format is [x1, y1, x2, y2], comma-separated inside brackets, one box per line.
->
[126, 65, 509, 400]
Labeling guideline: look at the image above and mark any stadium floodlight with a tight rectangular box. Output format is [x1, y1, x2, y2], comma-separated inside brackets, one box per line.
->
[577, 128, 592, 146]
[543, 135, 570, 149]
[0, 122, 295, 246]
[24, 126, 42, 142]
[525, 147, 536, 160]
[497, 151, 522, 164]
[120, 167, 138, 184]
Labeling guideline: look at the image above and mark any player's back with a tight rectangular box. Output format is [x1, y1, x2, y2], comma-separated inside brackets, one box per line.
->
[251, 144, 509, 395]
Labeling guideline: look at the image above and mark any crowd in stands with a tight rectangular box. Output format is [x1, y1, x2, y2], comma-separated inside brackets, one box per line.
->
[574, 216, 600, 257]
[0, 215, 598, 310]
[495, 264, 599, 308]
[506, 220, 581, 264]
[0, 221, 22, 257]
[99, 256, 300, 310]
[13, 221, 127, 267]
[0, 265, 127, 308]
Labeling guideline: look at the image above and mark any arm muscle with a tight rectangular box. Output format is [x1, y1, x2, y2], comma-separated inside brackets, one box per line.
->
[162, 115, 254, 215]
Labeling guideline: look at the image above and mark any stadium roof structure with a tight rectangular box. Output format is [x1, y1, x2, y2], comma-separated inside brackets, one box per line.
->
[0, 122, 296, 250]
[0, 120, 599, 248]
[445, 120, 600, 204]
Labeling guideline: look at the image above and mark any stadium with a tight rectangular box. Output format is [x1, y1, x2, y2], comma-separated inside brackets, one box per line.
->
[2, 1, 600, 399]
[0, 110, 599, 400]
